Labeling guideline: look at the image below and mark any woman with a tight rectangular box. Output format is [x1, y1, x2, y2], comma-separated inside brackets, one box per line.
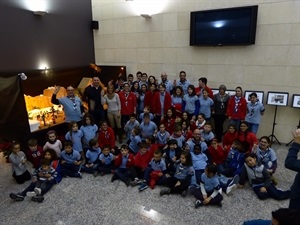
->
[226, 86, 247, 130]
[148, 75, 157, 87]
[236, 121, 258, 152]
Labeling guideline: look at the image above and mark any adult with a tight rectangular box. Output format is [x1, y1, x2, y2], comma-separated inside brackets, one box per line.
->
[212, 84, 230, 142]
[139, 73, 148, 88]
[83, 76, 105, 126]
[245, 92, 265, 134]
[285, 129, 300, 210]
[136, 71, 142, 82]
[51, 85, 83, 123]
[226, 86, 247, 130]
[160, 72, 173, 93]
[195, 77, 214, 99]
[186, 128, 208, 153]
[175, 71, 190, 94]
[236, 121, 258, 152]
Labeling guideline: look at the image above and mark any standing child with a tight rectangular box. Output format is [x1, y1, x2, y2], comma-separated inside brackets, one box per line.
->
[81, 139, 101, 176]
[98, 145, 115, 176]
[43, 130, 62, 158]
[155, 124, 170, 148]
[160, 151, 194, 197]
[80, 113, 98, 150]
[9, 141, 31, 184]
[124, 114, 140, 142]
[238, 153, 290, 201]
[198, 89, 214, 121]
[139, 113, 157, 140]
[65, 121, 84, 160]
[60, 141, 82, 178]
[190, 164, 223, 208]
[128, 127, 142, 154]
[26, 138, 43, 169]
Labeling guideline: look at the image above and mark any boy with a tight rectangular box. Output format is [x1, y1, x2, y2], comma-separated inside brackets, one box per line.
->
[81, 139, 101, 176]
[164, 139, 182, 175]
[190, 164, 223, 208]
[98, 145, 115, 176]
[169, 125, 185, 148]
[128, 126, 142, 154]
[138, 149, 167, 191]
[112, 145, 134, 185]
[190, 145, 208, 184]
[200, 122, 215, 145]
[155, 124, 170, 148]
[26, 138, 43, 169]
[139, 106, 154, 122]
[139, 113, 157, 140]
[124, 114, 140, 141]
[60, 141, 82, 178]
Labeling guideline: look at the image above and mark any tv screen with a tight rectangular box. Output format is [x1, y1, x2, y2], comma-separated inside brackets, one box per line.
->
[190, 5, 258, 46]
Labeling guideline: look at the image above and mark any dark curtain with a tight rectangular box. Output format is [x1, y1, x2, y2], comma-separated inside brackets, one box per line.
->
[0, 75, 30, 147]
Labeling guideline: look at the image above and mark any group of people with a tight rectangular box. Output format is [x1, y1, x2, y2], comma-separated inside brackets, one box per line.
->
[8, 71, 299, 219]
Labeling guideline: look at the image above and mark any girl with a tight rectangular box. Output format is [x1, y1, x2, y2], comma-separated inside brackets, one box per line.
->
[161, 108, 176, 134]
[208, 139, 228, 167]
[65, 121, 84, 159]
[183, 85, 199, 120]
[236, 121, 258, 152]
[97, 120, 116, 154]
[181, 121, 193, 141]
[80, 113, 98, 150]
[171, 86, 184, 117]
[222, 124, 237, 148]
[43, 130, 62, 158]
[198, 89, 214, 121]
[9, 141, 31, 184]
[190, 113, 206, 132]
[238, 153, 290, 201]
[245, 92, 265, 134]
[138, 84, 147, 116]
[160, 151, 194, 197]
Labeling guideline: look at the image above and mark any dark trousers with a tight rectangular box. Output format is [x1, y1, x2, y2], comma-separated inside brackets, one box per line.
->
[21, 180, 56, 196]
[130, 166, 145, 180]
[61, 163, 81, 177]
[289, 197, 300, 210]
[190, 186, 223, 205]
[90, 108, 105, 127]
[253, 184, 291, 200]
[194, 169, 205, 184]
[13, 170, 31, 184]
[164, 177, 190, 194]
[98, 162, 114, 174]
[81, 163, 99, 174]
[115, 168, 130, 182]
[212, 114, 227, 142]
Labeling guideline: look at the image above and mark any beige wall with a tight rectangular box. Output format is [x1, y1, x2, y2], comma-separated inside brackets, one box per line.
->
[92, 0, 300, 143]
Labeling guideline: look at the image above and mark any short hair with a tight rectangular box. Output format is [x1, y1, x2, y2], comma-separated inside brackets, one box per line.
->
[143, 113, 150, 119]
[139, 142, 148, 149]
[40, 158, 51, 167]
[249, 92, 257, 98]
[219, 84, 227, 91]
[154, 149, 162, 156]
[89, 138, 98, 147]
[128, 74, 134, 78]
[272, 208, 300, 225]
[204, 122, 212, 127]
[47, 130, 57, 139]
[120, 144, 129, 150]
[136, 71, 142, 76]
[179, 71, 186, 75]
[198, 113, 206, 119]
[27, 138, 38, 146]
[64, 140, 73, 148]
[206, 164, 218, 175]
[245, 152, 256, 160]
[173, 125, 182, 132]
[99, 120, 108, 126]
[129, 113, 136, 119]
[132, 127, 141, 135]
[194, 145, 202, 152]
[168, 139, 178, 146]
[199, 77, 208, 85]
[102, 145, 111, 151]
[143, 105, 151, 111]
[146, 135, 155, 144]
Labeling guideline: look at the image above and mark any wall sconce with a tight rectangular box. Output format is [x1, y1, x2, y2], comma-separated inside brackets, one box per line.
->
[140, 14, 151, 18]
[33, 11, 48, 16]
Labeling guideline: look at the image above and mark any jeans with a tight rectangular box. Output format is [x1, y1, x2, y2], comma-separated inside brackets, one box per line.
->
[229, 119, 242, 131]
[61, 163, 81, 177]
[247, 123, 259, 134]
[189, 186, 223, 205]
[21, 179, 56, 196]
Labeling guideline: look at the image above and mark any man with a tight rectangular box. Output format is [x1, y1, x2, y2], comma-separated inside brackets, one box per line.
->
[83, 76, 105, 126]
[51, 86, 83, 123]
[195, 77, 214, 98]
[160, 72, 173, 93]
[136, 71, 142, 82]
[174, 71, 190, 94]
[186, 129, 208, 153]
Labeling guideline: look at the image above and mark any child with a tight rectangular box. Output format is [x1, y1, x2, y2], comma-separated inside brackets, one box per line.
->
[139, 106, 154, 122]
[169, 125, 185, 148]
[238, 153, 290, 200]
[155, 124, 170, 148]
[60, 141, 82, 178]
[190, 113, 206, 131]
[139, 113, 157, 140]
[190, 145, 208, 184]
[97, 120, 116, 154]
[182, 85, 199, 120]
[138, 149, 167, 191]
[112, 145, 134, 186]
[222, 124, 237, 148]
[80, 113, 98, 150]
[164, 139, 182, 176]
[26, 138, 43, 169]
[207, 139, 228, 168]
[124, 114, 140, 141]
[198, 89, 214, 121]
[160, 151, 194, 197]
[161, 108, 176, 134]
[26, 159, 57, 199]
[43, 130, 62, 158]
[200, 122, 215, 145]
[190, 164, 223, 208]
[128, 126, 142, 154]
[98, 145, 115, 176]
[181, 121, 193, 141]
[81, 139, 101, 176]
[65, 121, 84, 159]
[9, 141, 31, 184]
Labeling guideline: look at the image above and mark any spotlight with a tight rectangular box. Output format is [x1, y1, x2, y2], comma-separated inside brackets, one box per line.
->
[18, 73, 27, 80]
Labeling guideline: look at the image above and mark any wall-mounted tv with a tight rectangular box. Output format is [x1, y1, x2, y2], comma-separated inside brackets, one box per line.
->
[190, 5, 258, 46]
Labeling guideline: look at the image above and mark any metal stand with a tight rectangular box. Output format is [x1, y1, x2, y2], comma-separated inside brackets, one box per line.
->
[269, 105, 281, 145]
[286, 118, 300, 146]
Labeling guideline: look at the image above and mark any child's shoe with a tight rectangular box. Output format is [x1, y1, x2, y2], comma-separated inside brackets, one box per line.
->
[160, 188, 171, 196]
[195, 200, 203, 208]
[138, 182, 148, 192]
[77, 172, 83, 179]
[26, 191, 37, 197]
[93, 171, 99, 177]
[111, 174, 118, 182]
[181, 190, 188, 197]
[130, 177, 142, 186]
[32, 195, 44, 203]
[9, 193, 24, 201]
[34, 187, 42, 195]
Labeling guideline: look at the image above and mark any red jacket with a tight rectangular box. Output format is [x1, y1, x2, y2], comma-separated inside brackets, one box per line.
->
[161, 117, 176, 134]
[226, 96, 247, 120]
[26, 146, 43, 169]
[222, 131, 237, 148]
[98, 127, 115, 148]
[134, 144, 157, 169]
[195, 86, 214, 99]
[152, 91, 172, 116]
[144, 91, 157, 113]
[208, 145, 228, 165]
[118, 91, 137, 115]
[114, 153, 134, 168]
[236, 131, 257, 152]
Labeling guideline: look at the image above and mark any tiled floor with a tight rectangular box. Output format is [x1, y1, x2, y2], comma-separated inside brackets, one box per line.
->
[0, 144, 295, 225]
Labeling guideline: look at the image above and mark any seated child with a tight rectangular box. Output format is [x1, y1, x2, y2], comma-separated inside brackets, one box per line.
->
[65, 121, 84, 160]
[181, 121, 193, 141]
[190, 145, 208, 185]
[26, 138, 43, 169]
[124, 114, 140, 142]
[155, 124, 170, 148]
[111, 144, 134, 186]
[190, 113, 206, 132]
[169, 125, 185, 148]
[207, 139, 228, 169]
[200, 122, 215, 146]
[43, 130, 62, 158]
[238, 153, 290, 201]
[9, 141, 31, 184]
[139, 113, 157, 140]
[138, 149, 167, 191]
[160, 151, 194, 197]
[164, 139, 182, 176]
[128, 127, 142, 154]
[222, 124, 237, 148]
[190, 164, 223, 208]
[60, 141, 82, 178]
[98, 145, 115, 176]
[81, 139, 101, 176]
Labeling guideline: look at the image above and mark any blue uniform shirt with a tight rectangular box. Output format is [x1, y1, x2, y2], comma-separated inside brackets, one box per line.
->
[245, 101, 265, 124]
[80, 124, 98, 148]
[86, 148, 101, 163]
[149, 158, 167, 171]
[61, 150, 81, 164]
[140, 121, 157, 140]
[191, 152, 208, 170]
[65, 130, 83, 152]
[199, 96, 214, 119]
[99, 152, 114, 165]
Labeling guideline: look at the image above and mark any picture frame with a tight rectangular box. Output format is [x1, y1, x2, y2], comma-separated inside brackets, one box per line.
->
[226, 90, 236, 97]
[292, 94, 300, 108]
[211, 88, 219, 96]
[244, 91, 264, 103]
[267, 92, 289, 106]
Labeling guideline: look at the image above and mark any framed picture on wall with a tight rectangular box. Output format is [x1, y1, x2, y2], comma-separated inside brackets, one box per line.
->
[244, 91, 264, 103]
[292, 94, 300, 108]
[211, 88, 219, 95]
[226, 90, 236, 96]
[267, 92, 289, 106]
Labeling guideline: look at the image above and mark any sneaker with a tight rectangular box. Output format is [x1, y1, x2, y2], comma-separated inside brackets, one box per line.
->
[226, 184, 236, 195]
[160, 188, 171, 196]
[32, 195, 44, 203]
[228, 174, 240, 187]
[77, 172, 82, 179]
[130, 178, 142, 187]
[34, 187, 42, 195]
[100, 172, 105, 176]
[9, 193, 24, 201]
[111, 175, 118, 182]
[271, 176, 278, 186]
[93, 171, 99, 177]
[181, 190, 188, 197]
[125, 179, 131, 187]
[217, 202, 223, 207]
[26, 191, 37, 197]
[195, 200, 203, 208]
[138, 182, 148, 192]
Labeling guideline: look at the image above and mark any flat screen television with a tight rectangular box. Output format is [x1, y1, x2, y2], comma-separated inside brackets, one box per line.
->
[190, 5, 258, 46]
